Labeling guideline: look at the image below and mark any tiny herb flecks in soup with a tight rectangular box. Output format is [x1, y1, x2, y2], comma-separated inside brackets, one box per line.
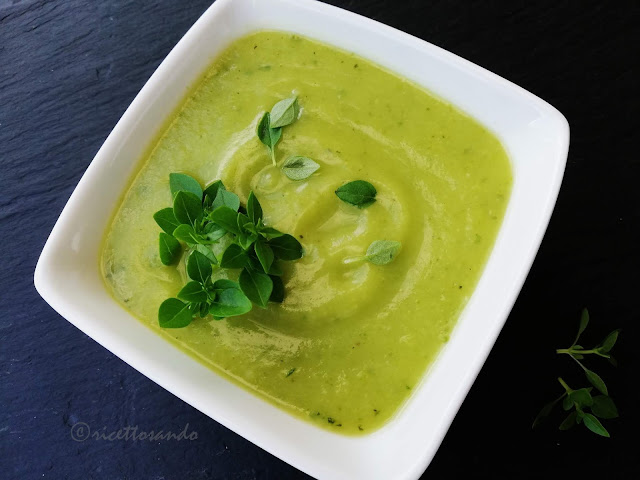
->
[101, 31, 513, 434]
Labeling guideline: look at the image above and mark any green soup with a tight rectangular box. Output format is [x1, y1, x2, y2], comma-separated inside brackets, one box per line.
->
[101, 31, 512, 434]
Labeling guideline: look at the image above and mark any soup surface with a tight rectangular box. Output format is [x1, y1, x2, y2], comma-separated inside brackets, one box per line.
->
[101, 31, 512, 434]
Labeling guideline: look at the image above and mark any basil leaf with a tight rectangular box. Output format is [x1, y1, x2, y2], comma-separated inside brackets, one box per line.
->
[209, 283, 252, 317]
[187, 250, 213, 284]
[562, 395, 573, 411]
[177, 281, 208, 303]
[335, 180, 377, 208]
[193, 244, 217, 265]
[269, 95, 299, 128]
[268, 234, 303, 260]
[173, 191, 203, 226]
[582, 413, 610, 437]
[259, 226, 284, 239]
[172, 224, 201, 246]
[202, 222, 227, 243]
[153, 208, 180, 235]
[268, 260, 283, 276]
[158, 233, 181, 265]
[203, 180, 225, 205]
[599, 329, 620, 353]
[237, 212, 250, 233]
[158, 298, 192, 328]
[209, 206, 242, 235]
[256, 112, 282, 165]
[212, 279, 238, 290]
[269, 275, 284, 303]
[247, 191, 263, 224]
[220, 244, 249, 269]
[585, 369, 608, 395]
[254, 239, 274, 273]
[573, 308, 590, 346]
[558, 411, 577, 431]
[239, 267, 273, 308]
[591, 395, 619, 419]
[169, 173, 203, 198]
[212, 188, 240, 212]
[365, 240, 402, 265]
[569, 388, 594, 408]
[282, 156, 320, 180]
[198, 301, 210, 318]
[238, 233, 258, 251]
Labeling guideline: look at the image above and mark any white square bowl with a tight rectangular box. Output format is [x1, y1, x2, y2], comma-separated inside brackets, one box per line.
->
[34, 0, 569, 478]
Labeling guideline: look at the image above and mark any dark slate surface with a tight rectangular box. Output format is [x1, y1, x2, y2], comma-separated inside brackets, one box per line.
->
[0, 1, 638, 479]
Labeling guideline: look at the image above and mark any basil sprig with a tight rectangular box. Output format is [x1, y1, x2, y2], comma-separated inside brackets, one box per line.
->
[533, 309, 621, 437]
[154, 174, 303, 328]
[257, 95, 300, 166]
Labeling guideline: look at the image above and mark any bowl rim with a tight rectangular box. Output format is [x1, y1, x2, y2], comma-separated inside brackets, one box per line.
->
[34, 0, 569, 479]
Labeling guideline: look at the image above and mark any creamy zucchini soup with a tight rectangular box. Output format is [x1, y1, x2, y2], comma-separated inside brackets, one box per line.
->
[101, 31, 512, 434]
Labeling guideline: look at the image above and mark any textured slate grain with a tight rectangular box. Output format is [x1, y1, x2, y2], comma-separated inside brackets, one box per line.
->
[0, 1, 638, 479]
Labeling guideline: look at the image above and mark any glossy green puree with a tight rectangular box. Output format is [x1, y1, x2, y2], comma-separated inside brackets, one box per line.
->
[101, 31, 512, 434]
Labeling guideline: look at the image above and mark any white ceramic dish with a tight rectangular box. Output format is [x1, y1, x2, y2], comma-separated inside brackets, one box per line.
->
[34, 0, 569, 478]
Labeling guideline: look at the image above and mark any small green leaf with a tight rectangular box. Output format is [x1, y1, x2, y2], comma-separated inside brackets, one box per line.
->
[177, 281, 208, 303]
[172, 224, 201, 246]
[364, 240, 402, 265]
[532, 398, 560, 428]
[173, 191, 203, 226]
[569, 388, 594, 408]
[219, 244, 249, 269]
[237, 212, 250, 233]
[239, 267, 273, 308]
[268, 234, 303, 260]
[193, 244, 217, 265]
[238, 232, 258, 251]
[286, 367, 296, 377]
[209, 281, 252, 317]
[158, 233, 181, 265]
[259, 226, 284, 239]
[247, 191, 263, 224]
[209, 206, 242, 235]
[256, 112, 282, 165]
[282, 156, 320, 180]
[198, 301, 210, 318]
[187, 250, 213, 284]
[607, 355, 618, 367]
[268, 261, 283, 276]
[170, 173, 203, 198]
[212, 189, 240, 212]
[269, 275, 285, 303]
[154, 208, 181, 234]
[269, 95, 299, 128]
[599, 329, 620, 353]
[582, 413, 610, 437]
[559, 411, 577, 430]
[591, 395, 619, 419]
[254, 239, 274, 273]
[335, 180, 377, 208]
[562, 395, 573, 411]
[585, 369, 608, 395]
[158, 298, 192, 328]
[201, 222, 227, 243]
[203, 180, 225, 205]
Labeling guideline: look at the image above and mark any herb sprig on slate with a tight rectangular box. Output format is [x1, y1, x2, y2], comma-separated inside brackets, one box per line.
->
[154, 174, 303, 328]
[533, 309, 620, 436]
